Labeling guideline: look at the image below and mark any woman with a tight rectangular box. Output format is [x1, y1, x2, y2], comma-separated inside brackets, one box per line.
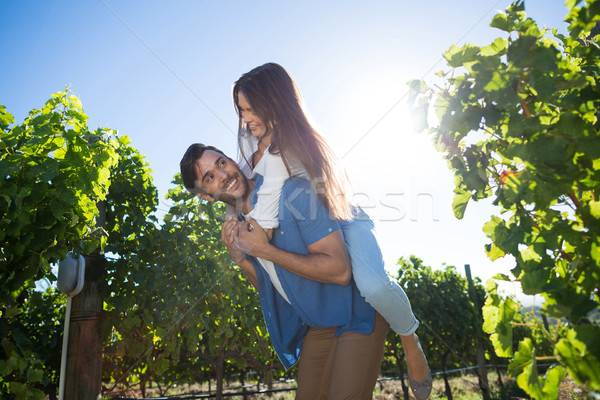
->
[231, 62, 432, 400]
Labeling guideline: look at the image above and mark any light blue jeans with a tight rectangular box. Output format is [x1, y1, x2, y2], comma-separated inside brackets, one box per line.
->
[340, 208, 419, 335]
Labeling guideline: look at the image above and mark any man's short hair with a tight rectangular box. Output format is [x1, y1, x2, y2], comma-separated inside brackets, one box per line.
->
[180, 143, 229, 194]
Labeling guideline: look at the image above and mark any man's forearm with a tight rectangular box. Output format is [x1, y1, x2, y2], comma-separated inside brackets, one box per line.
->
[236, 221, 351, 286]
[255, 243, 351, 286]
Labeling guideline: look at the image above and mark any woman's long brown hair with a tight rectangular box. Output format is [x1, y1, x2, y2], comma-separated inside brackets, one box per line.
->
[233, 63, 353, 221]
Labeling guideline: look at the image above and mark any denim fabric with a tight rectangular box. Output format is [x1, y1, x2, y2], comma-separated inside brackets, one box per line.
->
[249, 177, 375, 369]
[340, 208, 419, 335]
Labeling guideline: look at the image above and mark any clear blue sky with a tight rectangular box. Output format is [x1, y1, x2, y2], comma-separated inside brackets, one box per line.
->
[1, 0, 568, 301]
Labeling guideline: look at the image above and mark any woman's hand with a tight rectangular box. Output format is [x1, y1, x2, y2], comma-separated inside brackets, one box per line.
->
[221, 217, 245, 264]
[235, 217, 272, 259]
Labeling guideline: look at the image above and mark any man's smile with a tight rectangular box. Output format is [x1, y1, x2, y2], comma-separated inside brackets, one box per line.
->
[223, 175, 240, 193]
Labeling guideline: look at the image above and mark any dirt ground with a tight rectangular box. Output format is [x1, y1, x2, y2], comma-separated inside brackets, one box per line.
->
[107, 372, 590, 399]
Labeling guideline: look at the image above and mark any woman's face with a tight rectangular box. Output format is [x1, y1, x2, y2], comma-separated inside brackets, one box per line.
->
[237, 92, 268, 138]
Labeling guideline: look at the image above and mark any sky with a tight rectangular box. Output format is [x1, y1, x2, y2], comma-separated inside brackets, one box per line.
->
[2, 0, 569, 303]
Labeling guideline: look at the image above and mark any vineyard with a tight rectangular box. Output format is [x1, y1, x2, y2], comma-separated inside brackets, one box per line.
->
[1, 1, 599, 399]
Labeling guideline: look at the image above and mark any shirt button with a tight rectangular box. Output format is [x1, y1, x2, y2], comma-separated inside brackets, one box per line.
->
[328, 228, 332, 232]
[280, 231, 284, 235]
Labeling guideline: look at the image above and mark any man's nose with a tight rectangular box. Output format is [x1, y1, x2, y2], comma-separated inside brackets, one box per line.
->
[216, 169, 229, 180]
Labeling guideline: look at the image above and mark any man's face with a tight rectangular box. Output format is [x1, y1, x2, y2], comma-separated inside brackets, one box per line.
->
[194, 150, 249, 206]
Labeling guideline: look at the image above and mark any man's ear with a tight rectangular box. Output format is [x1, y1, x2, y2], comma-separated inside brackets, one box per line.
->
[199, 193, 215, 202]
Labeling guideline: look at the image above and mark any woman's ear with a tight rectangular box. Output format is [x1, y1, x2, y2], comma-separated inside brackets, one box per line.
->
[199, 193, 215, 202]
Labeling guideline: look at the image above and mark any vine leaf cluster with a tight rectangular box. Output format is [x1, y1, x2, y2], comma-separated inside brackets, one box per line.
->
[0, 90, 271, 399]
[409, 0, 600, 397]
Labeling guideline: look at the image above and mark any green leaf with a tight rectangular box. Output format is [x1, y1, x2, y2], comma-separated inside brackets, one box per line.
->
[68, 95, 83, 111]
[509, 337, 535, 376]
[26, 367, 44, 383]
[0, 104, 16, 130]
[532, 44, 560, 71]
[511, 337, 566, 399]
[486, 243, 506, 261]
[508, 35, 538, 67]
[520, 246, 540, 262]
[555, 326, 600, 390]
[9, 382, 27, 396]
[118, 135, 132, 146]
[556, 111, 586, 137]
[443, 44, 480, 68]
[483, 70, 513, 92]
[541, 366, 567, 398]
[490, 13, 511, 32]
[592, 239, 600, 265]
[517, 363, 566, 400]
[590, 200, 600, 219]
[481, 37, 508, 56]
[520, 267, 550, 295]
[0, 359, 12, 375]
[483, 216, 508, 244]
[492, 305, 517, 356]
[483, 279, 519, 357]
[452, 189, 472, 219]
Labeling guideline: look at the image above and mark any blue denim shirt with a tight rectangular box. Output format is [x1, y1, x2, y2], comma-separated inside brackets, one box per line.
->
[249, 176, 375, 369]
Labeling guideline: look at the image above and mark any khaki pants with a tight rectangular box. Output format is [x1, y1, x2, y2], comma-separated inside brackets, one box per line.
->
[296, 312, 389, 399]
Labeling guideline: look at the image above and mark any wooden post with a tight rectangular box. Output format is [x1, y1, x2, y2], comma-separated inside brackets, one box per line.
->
[64, 201, 105, 400]
[465, 264, 491, 400]
[541, 313, 550, 332]
[266, 370, 273, 390]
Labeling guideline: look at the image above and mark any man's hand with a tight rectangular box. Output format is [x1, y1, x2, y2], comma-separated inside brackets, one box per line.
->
[221, 217, 245, 264]
[225, 204, 237, 221]
[235, 217, 273, 259]
[220, 216, 259, 288]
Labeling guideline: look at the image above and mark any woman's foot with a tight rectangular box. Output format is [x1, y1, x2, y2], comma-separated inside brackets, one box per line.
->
[401, 333, 432, 400]
[409, 367, 432, 400]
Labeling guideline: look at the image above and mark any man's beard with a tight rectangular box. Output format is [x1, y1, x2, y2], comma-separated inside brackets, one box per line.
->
[214, 172, 250, 209]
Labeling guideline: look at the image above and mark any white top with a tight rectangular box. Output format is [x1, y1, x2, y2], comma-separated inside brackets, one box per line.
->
[239, 134, 308, 229]
[239, 133, 308, 304]
[255, 258, 290, 303]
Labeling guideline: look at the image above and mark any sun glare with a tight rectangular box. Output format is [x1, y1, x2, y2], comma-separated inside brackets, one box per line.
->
[307, 64, 462, 273]
[320, 66, 445, 192]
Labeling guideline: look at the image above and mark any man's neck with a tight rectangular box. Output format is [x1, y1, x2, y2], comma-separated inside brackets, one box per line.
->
[231, 179, 255, 215]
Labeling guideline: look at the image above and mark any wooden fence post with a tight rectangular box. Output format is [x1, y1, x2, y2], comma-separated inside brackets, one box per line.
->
[465, 264, 491, 400]
[64, 201, 105, 399]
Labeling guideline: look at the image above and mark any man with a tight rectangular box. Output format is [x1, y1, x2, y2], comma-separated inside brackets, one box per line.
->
[180, 143, 388, 399]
